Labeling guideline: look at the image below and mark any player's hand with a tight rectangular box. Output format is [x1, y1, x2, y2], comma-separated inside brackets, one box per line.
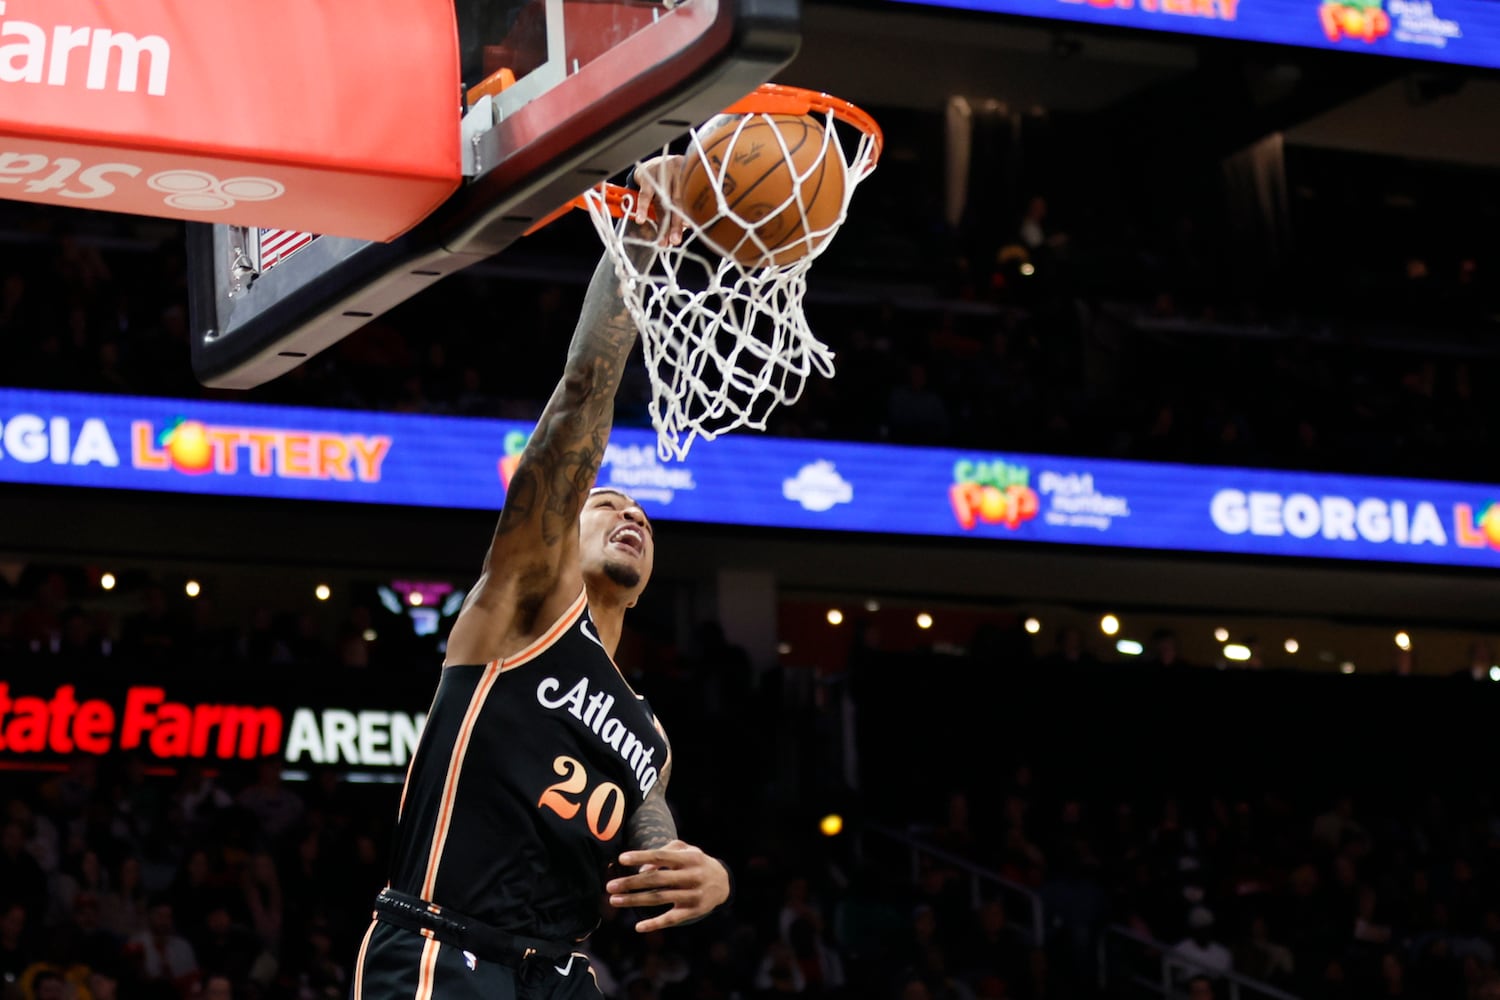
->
[629, 154, 687, 247]
[607, 840, 730, 932]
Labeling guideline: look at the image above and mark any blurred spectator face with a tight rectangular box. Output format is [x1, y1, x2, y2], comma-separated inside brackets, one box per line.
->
[1, 904, 23, 939]
[88, 971, 118, 1000]
[980, 901, 1008, 934]
[206, 907, 230, 936]
[148, 901, 173, 936]
[913, 906, 936, 939]
[203, 974, 233, 1000]
[1187, 978, 1215, 1000]
[74, 894, 100, 931]
[32, 972, 65, 1000]
[187, 849, 209, 883]
[902, 980, 933, 1000]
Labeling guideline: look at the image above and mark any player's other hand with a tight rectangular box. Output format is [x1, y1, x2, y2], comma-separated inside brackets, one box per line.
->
[629, 154, 687, 247]
[607, 839, 730, 932]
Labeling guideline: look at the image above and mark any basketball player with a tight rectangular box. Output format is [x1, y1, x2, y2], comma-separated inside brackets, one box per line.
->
[353, 159, 728, 999]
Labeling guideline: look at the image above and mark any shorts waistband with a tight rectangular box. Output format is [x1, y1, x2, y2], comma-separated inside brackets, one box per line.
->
[372, 888, 575, 969]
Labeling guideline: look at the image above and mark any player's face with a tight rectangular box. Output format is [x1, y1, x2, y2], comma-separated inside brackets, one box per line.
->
[580, 490, 654, 599]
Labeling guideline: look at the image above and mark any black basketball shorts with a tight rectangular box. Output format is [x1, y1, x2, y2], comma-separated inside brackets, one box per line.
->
[352, 920, 604, 1000]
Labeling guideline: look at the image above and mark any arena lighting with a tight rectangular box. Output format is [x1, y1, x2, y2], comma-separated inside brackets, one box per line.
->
[1223, 643, 1252, 661]
[99, 573, 116, 591]
[1284, 638, 1299, 654]
[819, 814, 844, 837]
[863, 599, 880, 612]
[1100, 614, 1120, 636]
[916, 613, 933, 629]
[1019, 262, 1036, 276]
[1395, 631, 1412, 650]
[184, 580, 201, 598]
[1490, 666, 1500, 682]
[1116, 639, 1144, 656]
[314, 584, 331, 602]
[1340, 662, 1357, 674]
[1024, 617, 1041, 634]
[1214, 627, 1230, 642]
[410, 592, 424, 607]
[826, 609, 844, 626]
[776, 642, 792, 655]
[362, 629, 377, 642]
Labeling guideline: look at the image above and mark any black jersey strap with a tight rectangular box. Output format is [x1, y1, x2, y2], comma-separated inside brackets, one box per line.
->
[373, 888, 575, 969]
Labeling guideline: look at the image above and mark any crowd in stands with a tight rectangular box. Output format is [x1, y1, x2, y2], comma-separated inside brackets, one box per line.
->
[6, 637, 1500, 1000]
[1, 129, 1497, 482]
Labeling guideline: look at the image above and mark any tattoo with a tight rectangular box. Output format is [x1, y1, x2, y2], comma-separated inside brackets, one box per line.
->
[494, 253, 641, 550]
[625, 756, 676, 850]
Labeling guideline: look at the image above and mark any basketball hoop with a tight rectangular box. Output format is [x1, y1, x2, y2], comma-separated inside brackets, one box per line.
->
[581, 84, 883, 460]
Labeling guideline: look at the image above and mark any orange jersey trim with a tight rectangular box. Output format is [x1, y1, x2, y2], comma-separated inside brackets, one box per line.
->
[419, 591, 590, 899]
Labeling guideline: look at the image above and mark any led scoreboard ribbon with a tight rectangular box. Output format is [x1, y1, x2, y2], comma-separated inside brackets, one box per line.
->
[0, 387, 1497, 568]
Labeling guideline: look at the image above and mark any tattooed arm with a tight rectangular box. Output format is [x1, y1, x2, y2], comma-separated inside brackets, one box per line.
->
[605, 757, 733, 932]
[445, 160, 683, 666]
[443, 246, 637, 665]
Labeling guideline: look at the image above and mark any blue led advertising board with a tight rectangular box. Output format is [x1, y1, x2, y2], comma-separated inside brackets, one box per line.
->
[0, 387, 1497, 569]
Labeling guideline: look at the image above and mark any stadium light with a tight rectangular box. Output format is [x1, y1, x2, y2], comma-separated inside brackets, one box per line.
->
[185, 580, 201, 598]
[1024, 617, 1041, 635]
[1100, 614, 1120, 636]
[100, 573, 116, 591]
[826, 609, 844, 626]
[1223, 644, 1252, 661]
[916, 613, 933, 630]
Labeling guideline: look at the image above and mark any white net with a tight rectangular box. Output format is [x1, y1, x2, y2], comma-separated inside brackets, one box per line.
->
[584, 97, 879, 460]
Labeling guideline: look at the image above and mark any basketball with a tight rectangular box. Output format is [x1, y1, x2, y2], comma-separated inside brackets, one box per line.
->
[679, 114, 848, 269]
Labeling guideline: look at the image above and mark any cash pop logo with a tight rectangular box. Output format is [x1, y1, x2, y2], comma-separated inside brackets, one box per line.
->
[950, 457, 1040, 531]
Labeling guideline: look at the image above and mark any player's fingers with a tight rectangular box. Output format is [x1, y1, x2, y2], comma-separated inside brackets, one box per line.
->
[606, 867, 687, 895]
[633, 902, 711, 934]
[618, 842, 688, 868]
[608, 887, 692, 909]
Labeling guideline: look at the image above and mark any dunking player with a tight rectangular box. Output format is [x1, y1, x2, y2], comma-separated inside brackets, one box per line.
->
[354, 161, 729, 998]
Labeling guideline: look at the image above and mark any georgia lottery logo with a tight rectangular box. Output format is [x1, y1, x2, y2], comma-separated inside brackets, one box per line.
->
[132, 416, 391, 481]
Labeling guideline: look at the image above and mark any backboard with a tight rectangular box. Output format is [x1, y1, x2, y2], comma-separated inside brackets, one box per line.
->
[187, 0, 801, 389]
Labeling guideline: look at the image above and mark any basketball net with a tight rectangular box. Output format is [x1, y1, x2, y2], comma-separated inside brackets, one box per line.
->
[583, 85, 882, 460]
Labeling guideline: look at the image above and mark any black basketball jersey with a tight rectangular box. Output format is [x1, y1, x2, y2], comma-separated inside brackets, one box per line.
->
[387, 591, 671, 942]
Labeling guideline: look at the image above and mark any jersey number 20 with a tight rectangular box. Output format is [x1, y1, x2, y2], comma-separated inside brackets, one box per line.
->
[537, 755, 626, 841]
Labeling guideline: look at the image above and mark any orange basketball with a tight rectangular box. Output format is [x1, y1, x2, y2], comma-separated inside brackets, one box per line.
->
[679, 114, 847, 268]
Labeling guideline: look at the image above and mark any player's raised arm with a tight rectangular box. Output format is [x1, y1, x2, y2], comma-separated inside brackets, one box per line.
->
[444, 160, 685, 666]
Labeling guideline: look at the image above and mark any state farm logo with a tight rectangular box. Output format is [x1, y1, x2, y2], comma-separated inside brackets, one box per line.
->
[0, 153, 285, 211]
[0, 683, 426, 768]
[148, 171, 284, 212]
[0, 1, 172, 96]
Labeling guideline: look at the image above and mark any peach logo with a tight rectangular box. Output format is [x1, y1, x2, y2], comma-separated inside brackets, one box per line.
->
[157, 418, 213, 474]
[1319, 0, 1391, 42]
[950, 457, 1040, 531]
[1455, 503, 1500, 551]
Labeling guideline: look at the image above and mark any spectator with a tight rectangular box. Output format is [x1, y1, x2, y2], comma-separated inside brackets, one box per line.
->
[235, 762, 304, 842]
[1171, 907, 1233, 979]
[126, 897, 199, 998]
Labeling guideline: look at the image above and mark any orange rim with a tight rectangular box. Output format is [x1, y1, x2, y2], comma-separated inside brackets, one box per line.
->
[527, 84, 882, 231]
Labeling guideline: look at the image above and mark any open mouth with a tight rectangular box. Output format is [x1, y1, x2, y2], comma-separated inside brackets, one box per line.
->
[609, 525, 646, 556]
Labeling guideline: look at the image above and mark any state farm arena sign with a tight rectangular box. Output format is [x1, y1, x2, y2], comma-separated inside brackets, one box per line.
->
[0, 681, 425, 770]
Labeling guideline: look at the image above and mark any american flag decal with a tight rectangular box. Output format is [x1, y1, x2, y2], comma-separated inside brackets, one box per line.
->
[258, 229, 317, 271]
